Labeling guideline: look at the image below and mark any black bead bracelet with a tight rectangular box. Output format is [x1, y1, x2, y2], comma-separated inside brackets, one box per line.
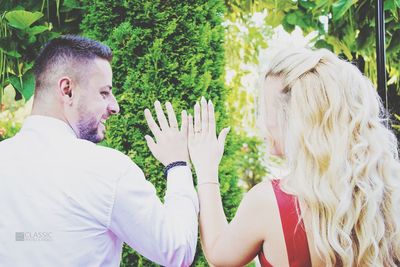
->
[163, 161, 187, 178]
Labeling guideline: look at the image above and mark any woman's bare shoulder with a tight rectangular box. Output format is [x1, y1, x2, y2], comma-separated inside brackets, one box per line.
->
[246, 180, 276, 202]
[241, 180, 278, 219]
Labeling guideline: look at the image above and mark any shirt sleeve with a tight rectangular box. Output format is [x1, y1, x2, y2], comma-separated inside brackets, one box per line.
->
[108, 162, 199, 267]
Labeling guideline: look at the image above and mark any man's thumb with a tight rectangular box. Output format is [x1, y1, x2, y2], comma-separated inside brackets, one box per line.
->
[145, 135, 157, 154]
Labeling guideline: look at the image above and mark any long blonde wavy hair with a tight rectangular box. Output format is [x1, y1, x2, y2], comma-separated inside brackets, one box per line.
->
[257, 47, 400, 266]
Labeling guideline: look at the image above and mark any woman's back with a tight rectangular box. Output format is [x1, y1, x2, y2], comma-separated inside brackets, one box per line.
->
[249, 180, 324, 267]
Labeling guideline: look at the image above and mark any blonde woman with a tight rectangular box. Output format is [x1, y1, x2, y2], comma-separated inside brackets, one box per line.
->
[188, 48, 400, 266]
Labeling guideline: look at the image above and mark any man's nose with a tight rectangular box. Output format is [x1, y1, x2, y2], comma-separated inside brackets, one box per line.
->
[108, 94, 120, 115]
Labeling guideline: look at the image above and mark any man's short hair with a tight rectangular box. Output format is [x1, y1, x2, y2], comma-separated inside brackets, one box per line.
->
[33, 35, 112, 93]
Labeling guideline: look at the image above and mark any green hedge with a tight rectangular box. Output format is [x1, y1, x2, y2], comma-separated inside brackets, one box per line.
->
[81, 0, 242, 266]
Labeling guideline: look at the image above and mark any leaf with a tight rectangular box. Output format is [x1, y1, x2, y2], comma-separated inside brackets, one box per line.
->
[9, 71, 35, 101]
[2, 50, 21, 58]
[282, 17, 296, 33]
[315, 39, 334, 50]
[265, 10, 284, 28]
[3, 84, 17, 107]
[28, 34, 37, 44]
[332, 0, 353, 21]
[315, 0, 330, 9]
[285, 11, 308, 29]
[5, 10, 43, 30]
[286, 12, 299, 25]
[26, 25, 49, 36]
[384, 0, 395, 10]
[264, 0, 277, 9]
[63, 0, 82, 9]
[299, 0, 316, 10]
[326, 36, 353, 59]
[387, 30, 400, 54]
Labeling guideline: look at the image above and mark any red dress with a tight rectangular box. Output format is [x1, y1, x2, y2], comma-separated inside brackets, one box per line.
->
[258, 180, 312, 267]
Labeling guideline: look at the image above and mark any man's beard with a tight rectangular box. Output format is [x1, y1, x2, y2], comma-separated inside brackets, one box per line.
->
[77, 116, 102, 143]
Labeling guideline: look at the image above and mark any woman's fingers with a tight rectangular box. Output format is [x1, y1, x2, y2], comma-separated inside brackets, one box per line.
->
[201, 96, 208, 134]
[188, 114, 194, 143]
[208, 100, 215, 135]
[217, 127, 231, 151]
[194, 102, 201, 134]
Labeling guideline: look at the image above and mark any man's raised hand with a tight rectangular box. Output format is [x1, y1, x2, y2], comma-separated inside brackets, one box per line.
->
[144, 101, 189, 166]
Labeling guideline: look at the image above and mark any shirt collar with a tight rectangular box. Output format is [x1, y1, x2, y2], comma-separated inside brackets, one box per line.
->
[20, 115, 77, 138]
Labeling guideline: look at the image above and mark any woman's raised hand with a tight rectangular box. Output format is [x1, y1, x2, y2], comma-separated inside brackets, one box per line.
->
[188, 97, 230, 183]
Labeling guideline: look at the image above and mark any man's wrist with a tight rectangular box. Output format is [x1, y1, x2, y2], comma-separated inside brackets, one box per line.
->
[164, 161, 188, 178]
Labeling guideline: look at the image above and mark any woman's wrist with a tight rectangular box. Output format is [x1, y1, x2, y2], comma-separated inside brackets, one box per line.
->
[196, 169, 218, 182]
[197, 180, 220, 186]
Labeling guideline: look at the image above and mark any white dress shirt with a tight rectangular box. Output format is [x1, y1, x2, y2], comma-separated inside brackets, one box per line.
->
[0, 115, 199, 267]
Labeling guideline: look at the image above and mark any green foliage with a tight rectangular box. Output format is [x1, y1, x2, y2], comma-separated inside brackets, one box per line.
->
[224, 11, 273, 133]
[8, 69, 35, 101]
[81, 0, 243, 266]
[226, 0, 400, 87]
[236, 134, 267, 190]
[0, 0, 84, 139]
[0, 84, 32, 141]
[0, 9, 51, 103]
[332, 0, 354, 21]
[5, 10, 44, 29]
[0, 0, 83, 105]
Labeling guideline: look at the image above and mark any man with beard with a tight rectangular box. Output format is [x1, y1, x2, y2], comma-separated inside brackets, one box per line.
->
[0, 35, 199, 266]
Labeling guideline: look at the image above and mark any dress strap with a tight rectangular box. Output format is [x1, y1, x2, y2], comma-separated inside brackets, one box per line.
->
[271, 180, 312, 267]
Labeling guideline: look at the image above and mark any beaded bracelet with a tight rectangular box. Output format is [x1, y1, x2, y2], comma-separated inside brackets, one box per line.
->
[163, 161, 187, 178]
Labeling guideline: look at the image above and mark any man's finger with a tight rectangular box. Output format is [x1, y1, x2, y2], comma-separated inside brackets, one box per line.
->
[144, 109, 161, 138]
[166, 102, 179, 131]
[145, 135, 157, 155]
[154, 101, 169, 131]
[181, 110, 188, 136]
[201, 96, 208, 134]
[208, 100, 216, 135]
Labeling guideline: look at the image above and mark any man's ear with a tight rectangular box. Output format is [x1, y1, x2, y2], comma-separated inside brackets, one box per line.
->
[59, 76, 74, 104]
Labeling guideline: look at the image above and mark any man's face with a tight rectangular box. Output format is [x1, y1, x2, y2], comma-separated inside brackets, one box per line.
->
[71, 58, 119, 143]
